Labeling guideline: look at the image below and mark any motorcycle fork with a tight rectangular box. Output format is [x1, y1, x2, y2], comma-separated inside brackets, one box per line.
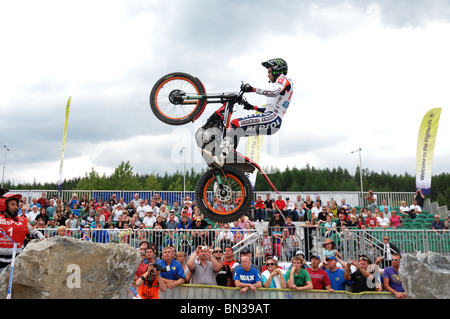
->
[212, 167, 225, 190]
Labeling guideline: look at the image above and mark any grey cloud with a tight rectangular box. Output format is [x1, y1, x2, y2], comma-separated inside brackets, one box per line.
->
[3, 0, 450, 184]
[340, 0, 450, 27]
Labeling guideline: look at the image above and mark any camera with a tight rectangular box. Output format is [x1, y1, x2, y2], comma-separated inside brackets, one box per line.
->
[150, 263, 164, 275]
[348, 261, 353, 265]
[202, 246, 208, 251]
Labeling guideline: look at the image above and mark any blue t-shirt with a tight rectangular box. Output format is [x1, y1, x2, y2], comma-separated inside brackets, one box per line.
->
[157, 258, 186, 281]
[325, 268, 353, 291]
[233, 267, 261, 284]
[382, 266, 404, 292]
[272, 230, 282, 244]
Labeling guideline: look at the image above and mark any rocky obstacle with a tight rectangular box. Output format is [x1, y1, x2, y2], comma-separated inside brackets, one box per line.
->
[399, 251, 450, 299]
[0, 236, 140, 299]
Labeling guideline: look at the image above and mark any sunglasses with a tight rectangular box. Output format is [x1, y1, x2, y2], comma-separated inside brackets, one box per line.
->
[213, 250, 222, 253]
[266, 263, 277, 266]
[392, 258, 400, 261]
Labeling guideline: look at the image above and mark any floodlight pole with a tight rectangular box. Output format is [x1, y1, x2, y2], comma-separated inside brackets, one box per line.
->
[1, 144, 10, 188]
[180, 147, 186, 197]
[351, 147, 364, 206]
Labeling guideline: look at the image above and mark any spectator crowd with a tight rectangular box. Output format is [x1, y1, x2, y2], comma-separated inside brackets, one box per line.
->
[13, 189, 449, 299]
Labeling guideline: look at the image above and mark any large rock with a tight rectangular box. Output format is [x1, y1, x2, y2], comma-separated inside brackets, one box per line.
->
[0, 236, 140, 299]
[399, 251, 450, 299]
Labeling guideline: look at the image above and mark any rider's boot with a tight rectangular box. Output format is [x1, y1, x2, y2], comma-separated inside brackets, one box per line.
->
[212, 136, 233, 167]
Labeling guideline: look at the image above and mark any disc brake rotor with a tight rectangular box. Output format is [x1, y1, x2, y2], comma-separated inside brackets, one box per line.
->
[214, 182, 232, 202]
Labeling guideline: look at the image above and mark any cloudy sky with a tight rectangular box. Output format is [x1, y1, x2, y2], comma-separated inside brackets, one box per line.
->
[1, 0, 449, 186]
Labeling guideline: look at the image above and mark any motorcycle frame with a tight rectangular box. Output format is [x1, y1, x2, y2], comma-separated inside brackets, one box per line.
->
[185, 90, 279, 194]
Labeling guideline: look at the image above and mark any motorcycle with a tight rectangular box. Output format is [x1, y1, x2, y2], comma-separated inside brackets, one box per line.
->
[149, 72, 279, 222]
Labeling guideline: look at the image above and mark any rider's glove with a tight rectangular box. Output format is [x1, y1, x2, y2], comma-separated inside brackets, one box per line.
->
[243, 100, 255, 110]
[241, 83, 254, 93]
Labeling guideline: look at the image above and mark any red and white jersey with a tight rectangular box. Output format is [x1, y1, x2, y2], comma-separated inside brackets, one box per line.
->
[254, 74, 294, 119]
[0, 213, 44, 264]
[0, 214, 28, 249]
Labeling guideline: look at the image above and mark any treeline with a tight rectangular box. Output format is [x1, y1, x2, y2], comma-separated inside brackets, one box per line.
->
[5, 161, 450, 207]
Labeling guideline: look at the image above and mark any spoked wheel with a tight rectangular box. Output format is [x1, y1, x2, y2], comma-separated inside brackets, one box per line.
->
[150, 72, 207, 125]
[195, 166, 253, 223]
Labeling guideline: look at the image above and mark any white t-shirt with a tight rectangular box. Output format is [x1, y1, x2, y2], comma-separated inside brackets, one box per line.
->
[27, 210, 39, 222]
[399, 205, 410, 213]
[286, 202, 295, 210]
[377, 217, 390, 227]
[143, 215, 156, 227]
[112, 208, 123, 222]
[311, 206, 322, 218]
[136, 205, 150, 219]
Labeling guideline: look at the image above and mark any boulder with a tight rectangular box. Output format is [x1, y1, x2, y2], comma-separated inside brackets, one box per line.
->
[0, 236, 140, 299]
[399, 251, 450, 299]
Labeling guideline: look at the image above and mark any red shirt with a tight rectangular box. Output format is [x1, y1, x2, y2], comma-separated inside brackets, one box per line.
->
[101, 209, 110, 221]
[306, 268, 331, 290]
[135, 261, 149, 282]
[275, 200, 286, 210]
[365, 217, 377, 228]
[36, 197, 46, 207]
[255, 201, 265, 209]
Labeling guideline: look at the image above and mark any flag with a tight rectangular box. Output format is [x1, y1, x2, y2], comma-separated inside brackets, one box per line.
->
[415, 108, 442, 195]
[58, 97, 71, 191]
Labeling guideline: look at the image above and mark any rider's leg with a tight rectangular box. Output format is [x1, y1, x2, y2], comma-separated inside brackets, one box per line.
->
[213, 112, 282, 166]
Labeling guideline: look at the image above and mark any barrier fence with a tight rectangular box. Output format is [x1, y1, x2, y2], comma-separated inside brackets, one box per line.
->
[254, 191, 417, 210]
[13, 190, 416, 209]
[157, 284, 395, 299]
[32, 227, 450, 266]
[34, 227, 272, 268]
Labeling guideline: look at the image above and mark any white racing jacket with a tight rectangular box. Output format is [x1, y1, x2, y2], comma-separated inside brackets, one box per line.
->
[253, 74, 294, 119]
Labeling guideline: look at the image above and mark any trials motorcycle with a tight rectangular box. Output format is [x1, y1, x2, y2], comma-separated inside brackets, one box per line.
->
[149, 72, 279, 222]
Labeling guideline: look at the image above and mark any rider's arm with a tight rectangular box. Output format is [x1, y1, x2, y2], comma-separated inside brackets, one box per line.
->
[252, 75, 291, 97]
[28, 223, 45, 239]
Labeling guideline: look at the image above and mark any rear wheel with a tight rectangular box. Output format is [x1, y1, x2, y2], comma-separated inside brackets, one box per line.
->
[149, 72, 207, 125]
[195, 166, 253, 223]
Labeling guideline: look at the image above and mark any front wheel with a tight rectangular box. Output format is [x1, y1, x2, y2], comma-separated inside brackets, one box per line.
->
[195, 166, 253, 223]
[149, 72, 207, 125]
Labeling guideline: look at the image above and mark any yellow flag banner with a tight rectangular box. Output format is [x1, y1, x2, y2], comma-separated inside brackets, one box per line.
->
[416, 107, 442, 195]
[58, 96, 71, 191]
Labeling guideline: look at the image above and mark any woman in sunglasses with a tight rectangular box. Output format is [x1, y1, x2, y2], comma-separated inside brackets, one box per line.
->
[261, 258, 287, 289]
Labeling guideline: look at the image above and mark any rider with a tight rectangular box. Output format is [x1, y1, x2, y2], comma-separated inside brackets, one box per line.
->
[0, 189, 44, 271]
[213, 58, 294, 166]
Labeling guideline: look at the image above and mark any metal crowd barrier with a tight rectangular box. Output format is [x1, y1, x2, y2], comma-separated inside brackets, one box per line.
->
[32, 227, 263, 257]
[13, 190, 416, 209]
[14, 190, 197, 207]
[335, 228, 450, 260]
[254, 191, 416, 209]
[159, 284, 395, 299]
[32, 226, 449, 266]
[30, 227, 321, 268]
